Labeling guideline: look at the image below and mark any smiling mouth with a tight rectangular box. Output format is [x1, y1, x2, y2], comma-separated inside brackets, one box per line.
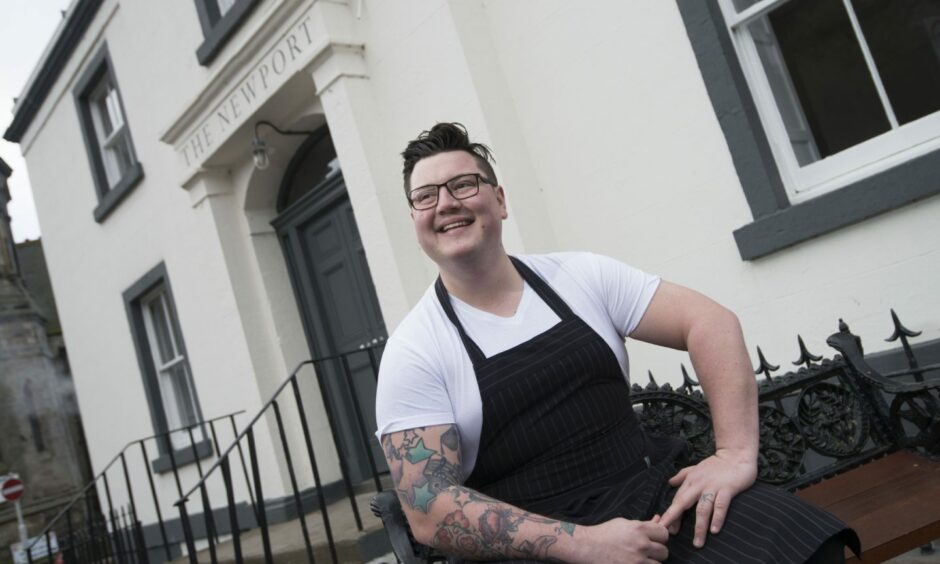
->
[439, 219, 473, 233]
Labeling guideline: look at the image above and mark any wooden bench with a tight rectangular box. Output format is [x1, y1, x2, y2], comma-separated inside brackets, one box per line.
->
[372, 321, 940, 563]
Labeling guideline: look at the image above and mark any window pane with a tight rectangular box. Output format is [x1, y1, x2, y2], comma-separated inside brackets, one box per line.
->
[147, 295, 176, 365]
[104, 87, 125, 131]
[281, 130, 339, 211]
[105, 130, 134, 184]
[165, 362, 198, 426]
[754, 0, 891, 160]
[92, 89, 115, 136]
[852, 0, 940, 126]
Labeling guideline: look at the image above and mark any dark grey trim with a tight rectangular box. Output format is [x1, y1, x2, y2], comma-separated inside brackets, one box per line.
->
[733, 153, 940, 259]
[72, 43, 144, 222]
[0, 156, 11, 178]
[3, 0, 103, 143]
[122, 262, 204, 457]
[676, 0, 940, 260]
[92, 162, 143, 222]
[150, 439, 213, 474]
[866, 337, 940, 375]
[194, 0, 260, 66]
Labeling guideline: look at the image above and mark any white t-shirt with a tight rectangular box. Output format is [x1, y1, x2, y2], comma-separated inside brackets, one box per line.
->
[375, 252, 660, 478]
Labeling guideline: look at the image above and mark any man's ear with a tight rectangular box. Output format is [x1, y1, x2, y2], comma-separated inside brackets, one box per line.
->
[495, 185, 508, 219]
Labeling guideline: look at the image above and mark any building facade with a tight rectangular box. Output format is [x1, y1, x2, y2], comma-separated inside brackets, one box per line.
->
[3, 0, 939, 558]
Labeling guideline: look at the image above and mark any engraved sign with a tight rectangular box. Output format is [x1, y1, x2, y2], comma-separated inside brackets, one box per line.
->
[177, 12, 318, 170]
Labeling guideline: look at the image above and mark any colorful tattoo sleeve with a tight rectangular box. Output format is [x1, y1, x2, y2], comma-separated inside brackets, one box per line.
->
[381, 425, 576, 561]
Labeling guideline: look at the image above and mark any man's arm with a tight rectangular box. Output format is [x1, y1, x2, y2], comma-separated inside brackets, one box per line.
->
[382, 424, 669, 563]
[629, 281, 758, 548]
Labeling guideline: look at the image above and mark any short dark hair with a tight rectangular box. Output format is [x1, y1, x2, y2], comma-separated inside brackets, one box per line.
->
[401, 122, 498, 194]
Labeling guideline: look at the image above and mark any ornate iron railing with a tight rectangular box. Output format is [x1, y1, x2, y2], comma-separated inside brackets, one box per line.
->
[23, 411, 247, 564]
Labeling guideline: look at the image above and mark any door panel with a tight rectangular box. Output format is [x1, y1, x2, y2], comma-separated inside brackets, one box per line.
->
[277, 177, 387, 485]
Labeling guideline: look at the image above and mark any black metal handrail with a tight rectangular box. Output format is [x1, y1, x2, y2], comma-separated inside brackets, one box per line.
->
[174, 343, 386, 564]
[24, 410, 246, 564]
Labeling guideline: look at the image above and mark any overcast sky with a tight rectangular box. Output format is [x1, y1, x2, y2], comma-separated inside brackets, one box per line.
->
[1, 0, 73, 242]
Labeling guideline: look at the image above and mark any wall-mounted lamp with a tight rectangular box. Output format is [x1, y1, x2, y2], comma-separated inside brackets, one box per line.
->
[251, 120, 316, 170]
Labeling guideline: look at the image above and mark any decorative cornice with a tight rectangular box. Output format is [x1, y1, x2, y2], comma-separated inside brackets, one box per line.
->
[3, 0, 103, 143]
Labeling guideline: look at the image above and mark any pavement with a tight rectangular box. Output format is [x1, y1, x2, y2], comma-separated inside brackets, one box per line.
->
[172, 490, 386, 564]
[889, 542, 940, 563]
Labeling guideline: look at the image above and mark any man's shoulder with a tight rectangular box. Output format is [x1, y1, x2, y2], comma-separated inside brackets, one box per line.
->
[517, 251, 619, 282]
[387, 284, 442, 346]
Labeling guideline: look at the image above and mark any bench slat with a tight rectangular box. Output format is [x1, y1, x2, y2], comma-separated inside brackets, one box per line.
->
[796, 451, 940, 563]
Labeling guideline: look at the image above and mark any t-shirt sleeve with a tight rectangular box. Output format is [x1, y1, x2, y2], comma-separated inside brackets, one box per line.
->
[374, 334, 456, 441]
[587, 253, 661, 338]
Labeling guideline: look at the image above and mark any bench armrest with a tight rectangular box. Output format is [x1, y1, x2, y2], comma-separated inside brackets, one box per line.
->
[371, 491, 448, 564]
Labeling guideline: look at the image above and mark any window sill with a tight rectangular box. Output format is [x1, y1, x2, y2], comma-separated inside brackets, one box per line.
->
[733, 145, 940, 260]
[151, 439, 214, 474]
[92, 162, 144, 223]
[196, 0, 260, 66]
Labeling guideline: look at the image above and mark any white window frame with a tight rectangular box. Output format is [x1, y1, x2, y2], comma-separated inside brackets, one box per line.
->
[139, 284, 204, 451]
[87, 76, 133, 189]
[718, 0, 940, 203]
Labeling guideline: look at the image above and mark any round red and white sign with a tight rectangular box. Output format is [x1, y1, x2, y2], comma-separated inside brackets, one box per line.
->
[1, 478, 24, 501]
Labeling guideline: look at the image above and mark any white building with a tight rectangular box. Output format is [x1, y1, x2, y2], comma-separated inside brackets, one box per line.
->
[4, 0, 939, 559]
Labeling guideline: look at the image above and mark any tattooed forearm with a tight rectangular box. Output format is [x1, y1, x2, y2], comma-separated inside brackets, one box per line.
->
[430, 486, 575, 561]
[382, 426, 576, 562]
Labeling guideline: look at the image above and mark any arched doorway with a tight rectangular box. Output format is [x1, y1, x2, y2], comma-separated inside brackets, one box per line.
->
[272, 126, 387, 484]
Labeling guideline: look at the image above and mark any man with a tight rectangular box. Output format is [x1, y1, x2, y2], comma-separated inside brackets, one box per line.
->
[375, 123, 855, 563]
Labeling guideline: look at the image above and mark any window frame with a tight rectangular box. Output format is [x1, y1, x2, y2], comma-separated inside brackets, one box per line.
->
[676, 0, 940, 260]
[72, 44, 143, 223]
[193, 0, 260, 66]
[719, 0, 940, 204]
[123, 263, 211, 472]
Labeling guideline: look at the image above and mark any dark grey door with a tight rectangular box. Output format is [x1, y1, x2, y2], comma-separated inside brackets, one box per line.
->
[274, 171, 387, 484]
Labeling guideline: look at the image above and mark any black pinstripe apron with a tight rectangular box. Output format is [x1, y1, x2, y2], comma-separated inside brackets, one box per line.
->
[436, 257, 859, 563]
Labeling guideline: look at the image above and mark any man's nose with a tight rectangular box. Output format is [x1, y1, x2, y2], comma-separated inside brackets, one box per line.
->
[436, 186, 461, 210]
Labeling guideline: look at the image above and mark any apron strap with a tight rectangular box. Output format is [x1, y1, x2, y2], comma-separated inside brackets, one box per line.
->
[435, 277, 488, 365]
[509, 256, 576, 320]
[434, 256, 577, 366]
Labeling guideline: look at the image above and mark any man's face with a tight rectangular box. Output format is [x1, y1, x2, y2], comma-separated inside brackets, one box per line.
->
[408, 151, 507, 269]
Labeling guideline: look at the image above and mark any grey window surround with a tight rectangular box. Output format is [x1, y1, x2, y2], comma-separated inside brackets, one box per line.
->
[72, 43, 144, 223]
[676, 0, 940, 261]
[123, 262, 206, 466]
[194, 0, 260, 66]
[151, 438, 213, 474]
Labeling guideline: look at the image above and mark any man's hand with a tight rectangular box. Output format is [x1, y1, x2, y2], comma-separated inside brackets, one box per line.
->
[659, 449, 757, 548]
[575, 516, 669, 563]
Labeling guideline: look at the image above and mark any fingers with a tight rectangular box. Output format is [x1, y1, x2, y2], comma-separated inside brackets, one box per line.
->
[709, 490, 730, 534]
[640, 521, 669, 544]
[693, 491, 715, 548]
[668, 466, 691, 487]
[647, 540, 669, 562]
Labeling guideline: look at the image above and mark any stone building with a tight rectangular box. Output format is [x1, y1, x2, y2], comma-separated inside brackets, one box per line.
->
[2, 0, 938, 560]
[0, 158, 92, 561]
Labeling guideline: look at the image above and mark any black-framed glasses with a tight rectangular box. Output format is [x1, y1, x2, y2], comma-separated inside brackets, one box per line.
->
[407, 173, 495, 210]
